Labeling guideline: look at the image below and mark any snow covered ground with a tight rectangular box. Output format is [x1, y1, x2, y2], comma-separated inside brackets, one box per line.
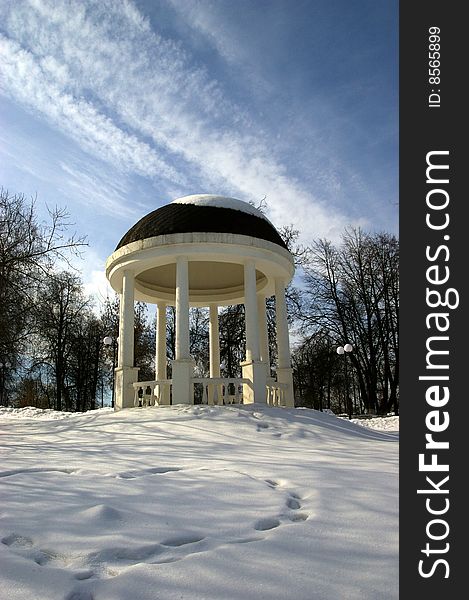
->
[0, 405, 398, 600]
[349, 416, 399, 431]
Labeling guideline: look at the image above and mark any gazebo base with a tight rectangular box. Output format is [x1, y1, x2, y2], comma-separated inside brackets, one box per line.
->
[131, 376, 293, 408]
[115, 366, 139, 410]
[171, 359, 196, 405]
[240, 359, 267, 404]
[276, 367, 295, 408]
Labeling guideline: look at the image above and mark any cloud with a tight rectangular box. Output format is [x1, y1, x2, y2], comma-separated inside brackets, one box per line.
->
[166, 0, 256, 68]
[0, 0, 364, 242]
[83, 268, 114, 310]
[58, 162, 138, 219]
[0, 34, 183, 184]
[54, 246, 114, 310]
[0, 111, 141, 222]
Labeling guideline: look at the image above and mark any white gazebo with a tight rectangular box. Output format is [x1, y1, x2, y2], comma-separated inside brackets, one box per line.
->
[105, 194, 295, 410]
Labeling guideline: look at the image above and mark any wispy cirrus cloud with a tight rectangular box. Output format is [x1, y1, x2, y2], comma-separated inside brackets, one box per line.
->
[0, 34, 183, 185]
[57, 162, 139, 220]
[0, 0, 367, 241]
[0, 107, 140, 225]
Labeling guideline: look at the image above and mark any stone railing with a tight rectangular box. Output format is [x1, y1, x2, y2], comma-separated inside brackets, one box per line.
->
[133, 380, 172, 407]
[266, 379, 288, 406]
[192, 377, 249, 405]
[132, 377, 286, 407]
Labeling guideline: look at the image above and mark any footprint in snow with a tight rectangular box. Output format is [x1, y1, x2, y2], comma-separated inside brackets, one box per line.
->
[284, 493, 309, 522]
[74, 570, 95, 581]
[259, 482, 310, 525]
[1, 533, 33, 547]
[116, 466, 181, 479]
[64, 588, 94, 600]
[1, 534, 67, 568]
[161, 535, 205, 547]
[254, 518, 280, 531]
[0, 467, 75, 478]
[286, 497, 301, 510]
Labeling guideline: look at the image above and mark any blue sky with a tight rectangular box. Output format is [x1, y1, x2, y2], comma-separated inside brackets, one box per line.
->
[0, 0, 398, 299]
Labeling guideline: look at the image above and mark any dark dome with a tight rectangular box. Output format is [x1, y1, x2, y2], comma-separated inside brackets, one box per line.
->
[116, 195, 288, 250]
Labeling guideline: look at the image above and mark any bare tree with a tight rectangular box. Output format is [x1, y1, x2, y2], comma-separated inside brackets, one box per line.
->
[219, 304, 245, 378]
[299, 229, 399, 414]
[0, 189, 86, 404]
[68, 313, 104, 411]
[134, 302, 156, 381]
[32, 272, 91, 411]
[292, 330, 340, 411]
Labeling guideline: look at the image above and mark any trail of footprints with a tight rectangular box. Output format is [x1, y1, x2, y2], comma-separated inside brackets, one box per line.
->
[1, 471, 309, 599]
[257, 478, 309, 528]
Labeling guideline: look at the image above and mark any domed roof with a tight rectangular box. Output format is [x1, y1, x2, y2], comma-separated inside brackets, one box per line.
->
[116, 194, 287, 250]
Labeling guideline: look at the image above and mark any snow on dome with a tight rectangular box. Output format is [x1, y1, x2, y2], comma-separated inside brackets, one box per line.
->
[171, 195, 271, 223]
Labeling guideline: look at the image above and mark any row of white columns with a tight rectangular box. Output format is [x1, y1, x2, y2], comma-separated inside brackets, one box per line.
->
[152, 258, 291, 385]
[153, 294, 275, 381]
[116, 257, 293, 407]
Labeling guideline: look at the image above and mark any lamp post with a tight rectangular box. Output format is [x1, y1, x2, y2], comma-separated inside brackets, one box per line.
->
[103, 336, 116, 408]
[337, 343, 353, 419]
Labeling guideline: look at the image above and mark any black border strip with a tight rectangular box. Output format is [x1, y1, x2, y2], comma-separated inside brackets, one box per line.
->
[400, 2, 464, 596]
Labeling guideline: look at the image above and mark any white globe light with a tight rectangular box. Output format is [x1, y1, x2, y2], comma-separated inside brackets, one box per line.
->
[336, 346, 344, 355]
[344, 343, 353, 353]
[103, 336, 113, 346]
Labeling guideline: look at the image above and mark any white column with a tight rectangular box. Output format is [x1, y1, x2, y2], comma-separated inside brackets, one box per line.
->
[257, 294, 270, 368]
[115, 269, 139, 410]
[275, 278, 291, 369]
[244, 260, 260, 362]
[175, 256, 190, 360]
[241, 261, 266, 404]
[118, 270, 135, 367]
[172, 256, 193, 405]
[275, 277, 294, 407]
[209, 304, 220, 378]
[155, 302, 167, 380]
[208, 304, 221, 405]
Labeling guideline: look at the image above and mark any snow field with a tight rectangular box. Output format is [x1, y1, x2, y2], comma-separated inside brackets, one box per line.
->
[0, 404, 398, 600]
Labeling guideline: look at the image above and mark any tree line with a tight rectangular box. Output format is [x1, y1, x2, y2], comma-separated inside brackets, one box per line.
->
[0, 189, 398, 414]
[292, 229, 399, 415]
